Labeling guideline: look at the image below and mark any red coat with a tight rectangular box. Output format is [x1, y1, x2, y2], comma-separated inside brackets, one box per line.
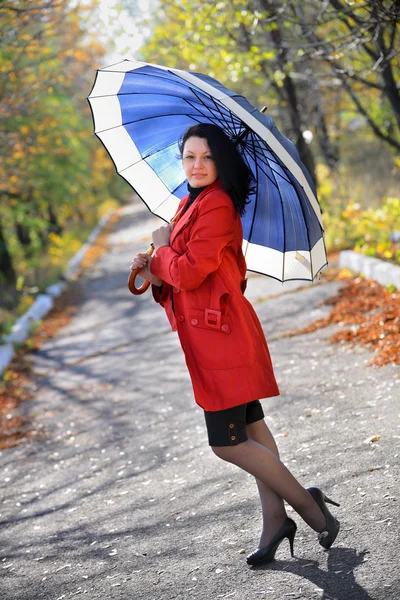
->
[150, 180, 279, 411]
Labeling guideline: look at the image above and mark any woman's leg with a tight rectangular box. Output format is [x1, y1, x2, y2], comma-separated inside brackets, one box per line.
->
[246, 419, 287, 548]
[212, 434, 326, 533]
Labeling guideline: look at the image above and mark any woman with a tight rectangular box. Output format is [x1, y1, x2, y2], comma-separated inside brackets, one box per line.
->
[130, 123, 340, 566]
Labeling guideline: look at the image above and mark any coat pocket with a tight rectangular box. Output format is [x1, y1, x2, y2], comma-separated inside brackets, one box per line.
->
[188, 308, 231, 334]
[209, 272, 231, 314]
[185, 307, 250, 370]
[182, 272, 249, 370]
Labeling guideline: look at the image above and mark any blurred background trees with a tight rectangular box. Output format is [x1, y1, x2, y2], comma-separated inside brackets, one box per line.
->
[132, 0, 399, 188]
[129, 0, 399, 259]
[0, 0, 399, 334]
[0, 0, 130, 319]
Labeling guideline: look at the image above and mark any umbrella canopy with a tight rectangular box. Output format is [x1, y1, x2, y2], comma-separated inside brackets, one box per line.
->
[88, 59, 327, 282]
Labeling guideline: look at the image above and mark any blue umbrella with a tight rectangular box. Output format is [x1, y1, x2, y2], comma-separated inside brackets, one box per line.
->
[88, 59, 327, 282]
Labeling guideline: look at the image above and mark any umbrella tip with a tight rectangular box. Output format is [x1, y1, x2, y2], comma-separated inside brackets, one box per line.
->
[261, 106, 268, 113]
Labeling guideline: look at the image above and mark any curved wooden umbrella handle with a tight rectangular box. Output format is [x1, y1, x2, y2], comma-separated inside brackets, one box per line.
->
[128, 209, 183, 296]
[128, 243, 155, 295]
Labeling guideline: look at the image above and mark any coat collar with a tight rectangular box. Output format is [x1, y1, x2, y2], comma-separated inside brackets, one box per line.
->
[170, 179, 224, 244]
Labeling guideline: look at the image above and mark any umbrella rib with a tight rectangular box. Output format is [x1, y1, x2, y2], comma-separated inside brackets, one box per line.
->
[250, 134, 287, 280]
[188, 87, 242, 126]
[239, 134, 295, 187]
[186, 97, 231, 123]
[94, 67, 217, 95]
[244, 146, 286, 190]
[184, 96, 242, 137]
[96, 100, 243, 168]
[232, 132, 279, 189]
[176, 84, 243, 131]
[245, 267, 315, 282]
[242, 134, 260, 249]
[92, 88, 232, 101]
[117, 139, 181, 172]
[265, 151, 313, 279]
[251, 136, 292, 170]
[95, 89, 242, 134]
[290, 177, 314, 276]
[95, 108, 236, 134]
[94, 72, 241, 123]
[248, 159, 283, 190]
[250, 138, 295, 184]
[250, 146, 292, 184]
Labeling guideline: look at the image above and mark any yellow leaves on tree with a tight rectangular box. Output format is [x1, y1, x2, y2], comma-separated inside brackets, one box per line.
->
[0, 0, 131, 294]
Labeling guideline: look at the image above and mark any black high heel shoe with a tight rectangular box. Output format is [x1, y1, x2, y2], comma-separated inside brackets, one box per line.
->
[307, 487, 340, 549]
[246, 517, 297, 566]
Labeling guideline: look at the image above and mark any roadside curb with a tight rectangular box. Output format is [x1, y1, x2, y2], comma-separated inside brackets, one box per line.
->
[0, 211, 114, 378]
[339, 249, 400, 289]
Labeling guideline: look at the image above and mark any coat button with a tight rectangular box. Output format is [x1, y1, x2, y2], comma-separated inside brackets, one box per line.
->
[177, 315, 185, 322]
[231, 435, 236, 441]
[191, 318, 199, 326]
[221, 324, 230, 333]
[173, 287, 180, 293]
[229, 423, 235, 429]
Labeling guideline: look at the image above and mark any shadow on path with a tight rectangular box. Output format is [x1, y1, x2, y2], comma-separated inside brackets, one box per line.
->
[252, 547, 372, 599]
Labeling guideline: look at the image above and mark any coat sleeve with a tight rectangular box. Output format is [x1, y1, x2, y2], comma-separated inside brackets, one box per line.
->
[150, 193, 236, 291]
[151, 282, 171, 306]
[150, 196, 188, 305]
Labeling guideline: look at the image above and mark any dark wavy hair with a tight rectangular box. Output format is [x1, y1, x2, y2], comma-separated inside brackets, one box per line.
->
[178, 123, 254, 216]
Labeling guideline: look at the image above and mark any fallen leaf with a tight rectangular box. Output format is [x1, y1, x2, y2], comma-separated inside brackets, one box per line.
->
[282, 277, 400, 367]
[363, 435, 381, 444]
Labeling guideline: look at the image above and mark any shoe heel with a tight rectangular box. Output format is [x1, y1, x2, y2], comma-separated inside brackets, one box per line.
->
[308, 487, 340, 549]
[323, 495, 340, 508]
[286, 518, 297, 557]
[246, 517, 297, 566]
[288, 532, 295, 557]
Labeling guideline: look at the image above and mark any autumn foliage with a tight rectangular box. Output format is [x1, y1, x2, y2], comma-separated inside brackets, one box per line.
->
[287, 275, 400, 367]
[0, 0, 129, 318]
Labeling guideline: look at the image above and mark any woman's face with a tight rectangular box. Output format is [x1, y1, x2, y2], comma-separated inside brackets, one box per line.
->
[182, 136, 218, 188]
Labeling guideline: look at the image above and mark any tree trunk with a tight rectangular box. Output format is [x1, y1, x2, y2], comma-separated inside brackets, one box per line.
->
[0, 217, 16, 286]
[47, 203, 63, 235]
[376, 27, 400, 130]
[15, 221, 31, 253]
[266, 11, 318, 185]
[316, 102, 340, 171]
[282, 73, 317, 185]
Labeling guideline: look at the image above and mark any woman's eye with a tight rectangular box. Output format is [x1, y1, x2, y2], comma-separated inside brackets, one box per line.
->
[183, 155, 213, 161]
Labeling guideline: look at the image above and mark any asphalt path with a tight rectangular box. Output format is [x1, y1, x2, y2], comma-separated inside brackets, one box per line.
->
[1, 201, 399, 600]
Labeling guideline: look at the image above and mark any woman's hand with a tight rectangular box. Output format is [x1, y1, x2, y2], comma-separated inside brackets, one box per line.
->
[152, 223, 173, 249]
[130, 253, 162, 286]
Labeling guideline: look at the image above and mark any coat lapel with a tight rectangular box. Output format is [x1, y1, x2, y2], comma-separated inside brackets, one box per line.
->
[170, 180, 224, 245]
[169, 195, 192, 245]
